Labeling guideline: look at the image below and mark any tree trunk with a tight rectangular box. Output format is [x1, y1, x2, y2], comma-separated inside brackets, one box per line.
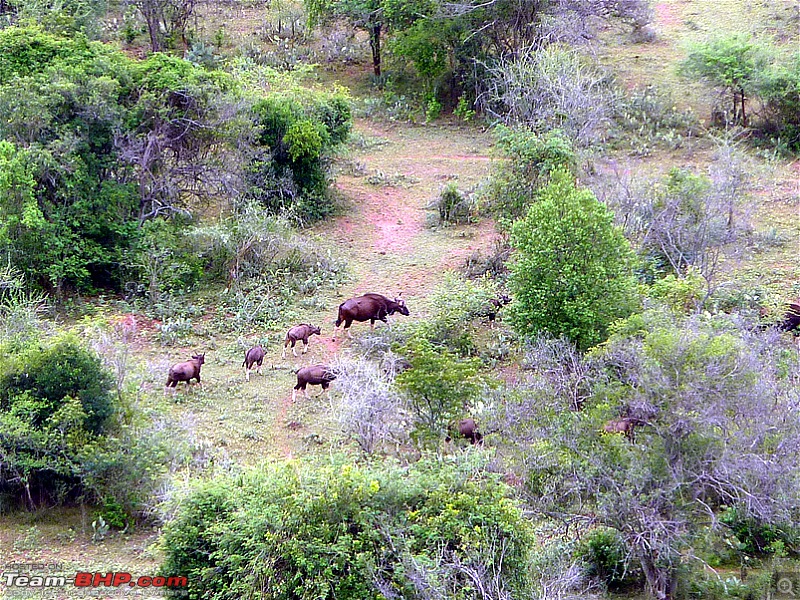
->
[740, 87, 747, 127]
[639, 553, 677, 600]
[144, 8, 161, 53]
[370, 24, 381, 77]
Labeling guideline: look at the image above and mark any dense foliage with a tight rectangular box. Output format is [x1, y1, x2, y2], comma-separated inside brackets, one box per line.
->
[498, 311, 800, 598]
[508, 170, 638, 350]
[161, 456, 535, 600]
[0, 27, 232, 294]
[396, 338, 484, 444]
[485, 126, 577, 220]
[0, 334, 112, 507]
[0, 26, 351, 295]
[247, 88, 351, 222]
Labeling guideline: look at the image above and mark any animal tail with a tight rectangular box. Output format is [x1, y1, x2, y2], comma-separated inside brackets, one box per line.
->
[242, 358, 247, 368]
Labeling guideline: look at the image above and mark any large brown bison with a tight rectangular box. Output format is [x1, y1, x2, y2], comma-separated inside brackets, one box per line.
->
[165, 353, 205, 393]
[282, 324, 322, 358]
[292, 364, 336, 402]
[334, 293, 409, 339]
[243, 346, 265, 381]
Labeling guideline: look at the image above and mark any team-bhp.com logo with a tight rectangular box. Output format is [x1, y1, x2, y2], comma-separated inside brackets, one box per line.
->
[2, 571, 187, 590]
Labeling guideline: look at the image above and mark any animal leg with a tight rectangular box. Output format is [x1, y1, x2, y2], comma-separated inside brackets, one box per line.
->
[302, 341, 309, 354]
[245, 367, 250, 382]
[292, 388, 297, 403]
[281, 342, 288, 359]
[292, 341, 298, 357]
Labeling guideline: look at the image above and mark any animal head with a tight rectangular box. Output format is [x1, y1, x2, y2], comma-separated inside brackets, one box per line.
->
[191, 353, 205, 365]
[309, 324, 321, 335]
[393, 297, 410, 316]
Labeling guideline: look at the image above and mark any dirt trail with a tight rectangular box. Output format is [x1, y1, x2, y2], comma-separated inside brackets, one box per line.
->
[269, 121, 499, 457]
[318, 119, 497, 307]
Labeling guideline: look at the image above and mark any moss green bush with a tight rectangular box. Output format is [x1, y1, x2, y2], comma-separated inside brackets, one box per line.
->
[161, 455, 535, 600]
[248, 88, 352, 223]
[508, 169, 638, 350]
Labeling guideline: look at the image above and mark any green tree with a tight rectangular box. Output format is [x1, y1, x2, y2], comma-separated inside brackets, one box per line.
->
[508, 169, 638, 350]
[487, 126, 577, 220]
[680, 35, 767, 126]
[306, 0, 387, 76]
[396, 338, 484, 444]
[247, 88, 351, 222]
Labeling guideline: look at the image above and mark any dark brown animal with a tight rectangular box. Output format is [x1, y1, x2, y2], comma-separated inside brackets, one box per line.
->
[779, 303, 800, 332]
[243, 346, 265, 381]
[603, 417, 637, 441]
[165, 353, 205, 393]
[446, 418, 484, 445]
[282, 324, 322, 358]
[484, 294, 511, 323]
[293, 364, 337, 402]
[334, 293, 409, 339]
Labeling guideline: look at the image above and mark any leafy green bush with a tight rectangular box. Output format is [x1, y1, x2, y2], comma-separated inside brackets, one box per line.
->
[0, 334, 114, 435]
[685, 571, 771, 600]
[484, 126, 577, 221]
[428, 183, 473, 226]
[396, 338, 485, 445]
[578, 528, 642, 591]
[248, 88, 351, 222]
[161, 456, 535, 600]
[508, 169, 639, 350]
[721, 507, 799, 557]
[0, 331, 187, 515]
[647, 267, 707, 314]
[756, 52, 800, 151]
[0, 334, 114, 506]
[133, 218, 205, 303]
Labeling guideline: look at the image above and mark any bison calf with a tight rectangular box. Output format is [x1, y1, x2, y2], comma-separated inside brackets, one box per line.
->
[484, 294, 511, 324]
[282, 324, 322, 358]
[603, 417, 637, 442]
[243, 346, 265, 381]
[446, 418, 484, 445]
[166, 353, 205, 393]
[292, 364, 336, 402]
[779, 303, 800, 332]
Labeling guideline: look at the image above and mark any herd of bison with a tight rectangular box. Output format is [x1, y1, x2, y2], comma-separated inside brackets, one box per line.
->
[163, 292, 800, 446]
